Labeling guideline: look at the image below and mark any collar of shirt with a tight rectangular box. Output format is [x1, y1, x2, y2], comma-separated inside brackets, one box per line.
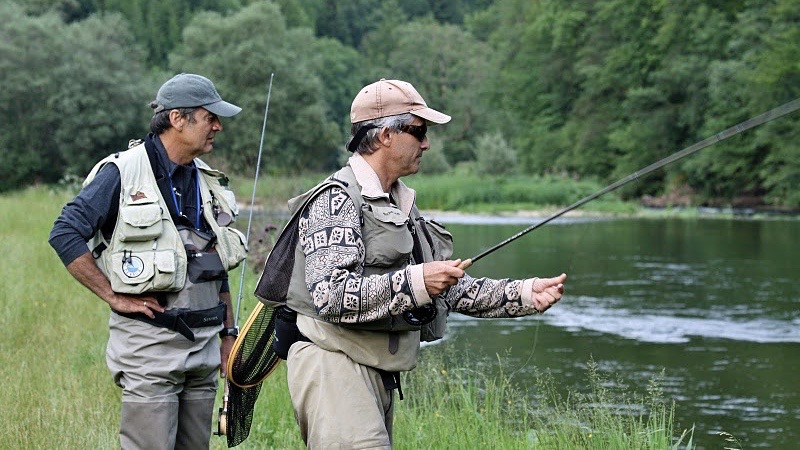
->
[153, 134, 202, 229]
[152, 135, 196, 177]
[348, 153, 416, 216]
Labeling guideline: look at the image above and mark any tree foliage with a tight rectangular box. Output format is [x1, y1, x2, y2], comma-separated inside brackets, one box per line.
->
[167, 1, 365, 174]
[3, 0, 800, 207]
[0, 2, 153, 191]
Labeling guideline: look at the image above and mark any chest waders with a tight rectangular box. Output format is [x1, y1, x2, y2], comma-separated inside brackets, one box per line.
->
[224, 165, 454, 445]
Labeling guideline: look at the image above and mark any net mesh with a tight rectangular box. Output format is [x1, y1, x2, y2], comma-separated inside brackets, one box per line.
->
[225, 213, 300, 447]
[225, 303, 275, 447]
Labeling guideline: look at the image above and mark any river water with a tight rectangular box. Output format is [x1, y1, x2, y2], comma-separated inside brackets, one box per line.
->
[424, 214, 799, 449]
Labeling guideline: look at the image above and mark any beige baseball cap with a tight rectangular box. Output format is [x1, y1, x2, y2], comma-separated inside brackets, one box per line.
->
[350, 79, 451, 124]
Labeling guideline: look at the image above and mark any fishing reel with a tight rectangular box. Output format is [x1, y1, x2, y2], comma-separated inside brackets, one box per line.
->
[214, 382, 229, 436]
[402, 303, 437, 326]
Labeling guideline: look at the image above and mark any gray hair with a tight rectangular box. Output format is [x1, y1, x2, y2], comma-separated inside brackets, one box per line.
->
[347, 113, 414, 154]
[149, 103, 198, 134]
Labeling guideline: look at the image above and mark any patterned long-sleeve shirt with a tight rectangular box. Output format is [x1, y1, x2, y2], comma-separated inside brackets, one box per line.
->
[299, 187, 539, 325]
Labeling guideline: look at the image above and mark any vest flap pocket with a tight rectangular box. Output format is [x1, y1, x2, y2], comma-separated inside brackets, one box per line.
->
[423, 219, 454, 260]
[107, 248, 182, 294]
[111, 251, 156, 286]
[219, 189, 239, 216]
[216, 226, 248, 270]
[120, 202, 162, 227]
[118, 202, 163, 242]
[362, 205, 413, 267]
[123, 186, 160, 205]
[369, 206, 408, 226]
[154, 250, 176, 273]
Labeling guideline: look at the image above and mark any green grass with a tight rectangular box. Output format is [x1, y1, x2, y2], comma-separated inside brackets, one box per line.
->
[405, 174, 635, 214]
[3, 186, 695, 449]
[227, 172, 638, 216]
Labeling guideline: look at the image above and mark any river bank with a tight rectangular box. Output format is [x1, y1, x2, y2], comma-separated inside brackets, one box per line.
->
[423, 205, 800, 226]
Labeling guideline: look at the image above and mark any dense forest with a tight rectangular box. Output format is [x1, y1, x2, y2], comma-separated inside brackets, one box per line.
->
[2, 0, 798, 207]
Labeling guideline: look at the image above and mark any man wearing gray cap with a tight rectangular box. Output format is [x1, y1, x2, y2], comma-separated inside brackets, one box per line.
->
[256, 79, 566, 448]
[49, 73, 246, 449]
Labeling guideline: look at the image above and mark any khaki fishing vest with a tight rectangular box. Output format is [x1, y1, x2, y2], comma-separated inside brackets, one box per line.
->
[283, 166, 453, 371]
[84, 143, 247, 295]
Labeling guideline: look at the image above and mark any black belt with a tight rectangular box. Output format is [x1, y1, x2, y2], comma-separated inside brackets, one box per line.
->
[114, 302, 226, 342]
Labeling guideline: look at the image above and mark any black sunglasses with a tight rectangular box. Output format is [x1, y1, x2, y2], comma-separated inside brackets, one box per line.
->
[398, 123, 428, 142]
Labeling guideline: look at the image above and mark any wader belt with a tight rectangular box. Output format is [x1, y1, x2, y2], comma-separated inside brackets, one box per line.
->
[274, 306, 404, 399]
[113, 302, 226, 342]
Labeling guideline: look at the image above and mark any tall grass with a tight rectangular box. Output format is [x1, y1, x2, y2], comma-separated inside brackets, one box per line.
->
[528, 359, 694, 449]
[394, 351, 695, 450]
[4, 187, 690, 449]
[1, 188, 120, 448]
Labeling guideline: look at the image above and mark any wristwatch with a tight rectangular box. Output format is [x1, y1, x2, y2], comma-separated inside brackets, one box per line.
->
[219, 327, 239, 338]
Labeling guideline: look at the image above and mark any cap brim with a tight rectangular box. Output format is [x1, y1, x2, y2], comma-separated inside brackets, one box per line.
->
[411, 107, 451, 124]
[203, 100, 242, 117]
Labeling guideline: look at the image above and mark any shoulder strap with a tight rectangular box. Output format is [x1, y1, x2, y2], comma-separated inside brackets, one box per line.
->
[254, 174, 354, 306]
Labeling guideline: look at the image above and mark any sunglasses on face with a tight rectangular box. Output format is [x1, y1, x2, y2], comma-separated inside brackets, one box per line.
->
[398, 123, 428, 142]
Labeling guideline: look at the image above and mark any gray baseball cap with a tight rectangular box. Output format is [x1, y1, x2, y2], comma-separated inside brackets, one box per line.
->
[154, 73, 241, 117]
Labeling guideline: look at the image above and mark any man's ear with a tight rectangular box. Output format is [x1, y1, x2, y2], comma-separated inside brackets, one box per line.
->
[168, 110, 184, 131]
[379, 127, 393, 146]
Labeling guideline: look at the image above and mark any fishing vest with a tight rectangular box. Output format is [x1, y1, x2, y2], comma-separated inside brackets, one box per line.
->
[259, 165, 453, 371]
[84, 143, 247, 295]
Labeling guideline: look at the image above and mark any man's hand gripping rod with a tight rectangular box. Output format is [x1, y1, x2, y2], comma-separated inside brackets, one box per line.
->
[217, 73, 275, 437]
[457, 97, 800, 270]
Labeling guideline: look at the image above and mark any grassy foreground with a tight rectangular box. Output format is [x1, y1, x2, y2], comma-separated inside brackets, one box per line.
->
[2, 187, 693, 449]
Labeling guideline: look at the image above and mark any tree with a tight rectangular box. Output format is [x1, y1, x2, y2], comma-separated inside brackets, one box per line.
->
[472, 0, 591, 175]
[684, 0, 800, 206]
[50, 13, 155, 173]
[363, 17, 498, 164]
[0, 3, 65, 190]
[0, 4, 152, 191]
[475, 131, 518, 176]
[168, 1, 367, 174]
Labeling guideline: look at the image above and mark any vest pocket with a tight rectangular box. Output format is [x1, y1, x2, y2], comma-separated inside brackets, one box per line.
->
[107, 247, 184, 294]
[216, 226, 248, 270]
[117, 202, 163, 242]
[362, 205, 413, 267]
[422, 219, 454, 260]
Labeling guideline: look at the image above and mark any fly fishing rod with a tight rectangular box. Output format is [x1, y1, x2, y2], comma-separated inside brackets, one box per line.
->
[217, 73, 274, 437]
[458, 97, 800, 270]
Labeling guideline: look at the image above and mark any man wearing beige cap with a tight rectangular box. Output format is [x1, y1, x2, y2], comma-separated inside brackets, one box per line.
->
[258, 79, 566, 448]
[50, 73, 246, 449]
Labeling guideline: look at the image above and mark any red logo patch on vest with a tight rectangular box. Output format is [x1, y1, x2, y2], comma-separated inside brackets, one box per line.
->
[130, 191, 148, 202]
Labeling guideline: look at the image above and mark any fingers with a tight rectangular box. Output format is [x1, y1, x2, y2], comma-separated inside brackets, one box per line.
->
[423, 260, 466, 296]
[531, 273, 566, 313]
[533, 291, 560, 313]
[533, 273, 567, 292]
[112, 294, 162, 319]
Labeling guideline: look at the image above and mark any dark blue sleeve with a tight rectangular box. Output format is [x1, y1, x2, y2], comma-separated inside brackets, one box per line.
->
[48, 164, 121, 266]
[220, 278, 230, 294]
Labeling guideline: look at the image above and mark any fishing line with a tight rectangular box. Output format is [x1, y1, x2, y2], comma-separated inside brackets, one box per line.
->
[507, 221, 587, 379]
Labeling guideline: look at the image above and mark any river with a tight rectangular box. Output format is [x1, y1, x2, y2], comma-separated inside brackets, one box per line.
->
[423, 214, 800, 449]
